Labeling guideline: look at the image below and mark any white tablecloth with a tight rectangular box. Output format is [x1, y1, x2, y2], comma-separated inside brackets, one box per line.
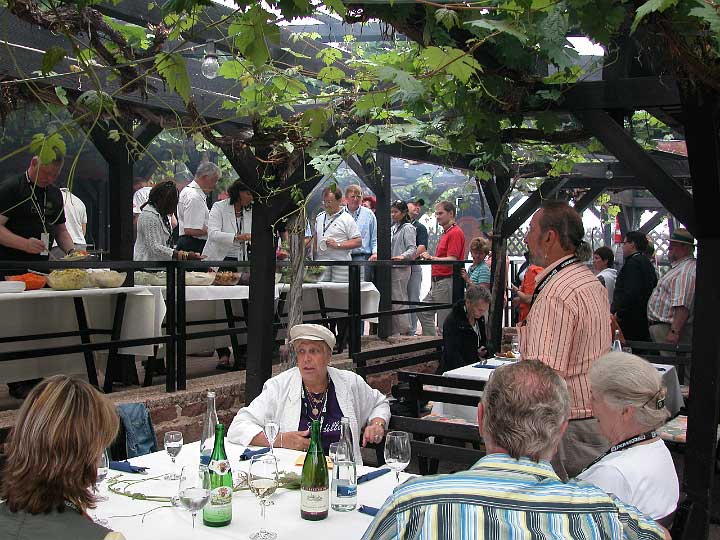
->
[433, 360, 685, 423]
[0, 287, 159, 383]
[276, 281, 381, 325]
[96, 441, 405, 540]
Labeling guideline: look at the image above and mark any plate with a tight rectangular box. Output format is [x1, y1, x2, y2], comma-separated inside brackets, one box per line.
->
[494, 353, 519, 360]
[0, 281, 26, 293]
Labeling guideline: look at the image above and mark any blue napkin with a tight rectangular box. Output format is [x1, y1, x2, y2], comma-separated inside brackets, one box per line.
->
[656, 367, 668, 373]
[110, 460, 148, 474]
[473, 362, 501, 369]
[357, 468, 390, 484]
[239, 447, 271, 461]
[358, 505, 380, 517]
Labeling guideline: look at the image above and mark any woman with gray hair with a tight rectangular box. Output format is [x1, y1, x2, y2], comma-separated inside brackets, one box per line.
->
[441, 285, 492, 371]
[577, 352, 678, 521]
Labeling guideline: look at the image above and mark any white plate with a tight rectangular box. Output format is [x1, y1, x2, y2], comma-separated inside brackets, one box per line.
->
[0, 281, 26, 293]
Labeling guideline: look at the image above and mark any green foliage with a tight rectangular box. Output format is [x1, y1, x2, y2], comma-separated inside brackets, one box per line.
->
[465, 18, 528, 43]
[154, 53, 191, 104]
[300, 109, 330, 138]
[419, 46, 482, 83]
[41, 47, 65, 76]
[77, 90, 118, 115]
[631, 0, 679, 32]
[435, 8, 460, 31]
[30, 132, 66, 163]
[229, 6, 281, 68]
[315, 47, 343, 66]
[317, 66, 345, 84]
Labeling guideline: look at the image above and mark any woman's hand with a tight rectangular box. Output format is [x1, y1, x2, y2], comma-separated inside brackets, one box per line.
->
[186, 251, 204, 260]
[235, 233, 251, 242]
[362, 420, 386, 447]
[279, 430, 310, 451]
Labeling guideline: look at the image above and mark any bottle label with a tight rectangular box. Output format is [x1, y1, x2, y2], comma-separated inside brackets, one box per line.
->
[209, 459, 231, 475]
[337, 484, 357, 497]
[204, 486, 232, 522]
[301, 487, 329, 513]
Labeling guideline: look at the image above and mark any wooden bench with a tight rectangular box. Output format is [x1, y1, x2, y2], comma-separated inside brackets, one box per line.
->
[352, 338, 444, 380]
[396, 370, 486, 420]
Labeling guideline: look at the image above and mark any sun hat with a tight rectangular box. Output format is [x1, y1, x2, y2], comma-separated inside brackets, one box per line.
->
[289, 323, 336, 350]
[669, 228, 695, 246]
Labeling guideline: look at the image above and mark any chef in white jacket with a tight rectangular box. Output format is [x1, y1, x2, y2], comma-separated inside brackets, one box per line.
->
[202, 179, 253, 263]
[227, 324, 390, 465]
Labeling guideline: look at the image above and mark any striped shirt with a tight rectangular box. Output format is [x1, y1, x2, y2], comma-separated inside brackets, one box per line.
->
[647, 256, 696, 324]
[518, 255, 611, 419]
[467, 261, 491, 286]
[361, 454, 665, 540]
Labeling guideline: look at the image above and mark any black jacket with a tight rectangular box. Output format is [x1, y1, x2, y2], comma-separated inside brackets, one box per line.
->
[611, 252, 658, 341]
[441, 300, 491, 372]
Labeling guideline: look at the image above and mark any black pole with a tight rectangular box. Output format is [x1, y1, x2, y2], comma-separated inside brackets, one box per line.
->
[165, 262, 176, 392]
[349, 263, 361, 354]
[176, 262, 187, 391]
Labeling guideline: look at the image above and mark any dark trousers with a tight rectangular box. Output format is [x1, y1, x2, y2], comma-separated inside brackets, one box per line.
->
[176, 235, 206, 253]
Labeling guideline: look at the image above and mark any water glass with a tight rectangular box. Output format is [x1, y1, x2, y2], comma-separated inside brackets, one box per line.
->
[331, 441, 357, 512]
[95, 450, 110, 503]
[164, 431, 183, 480]
[384, 431, 411, 483]
[511, 337, 520, 357]
[249, 454, 279, 540]
[177, 466, 211, 528]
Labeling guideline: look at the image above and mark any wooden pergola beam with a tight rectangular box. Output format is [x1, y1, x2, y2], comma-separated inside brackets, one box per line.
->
[638, 211, 666, 234]
[573, 109, 696, 235]
[501, 179, 568, 237]
[573, 185, 605, 213]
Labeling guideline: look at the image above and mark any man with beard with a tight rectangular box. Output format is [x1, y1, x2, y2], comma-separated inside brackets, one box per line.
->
[519, 200, 611, 479]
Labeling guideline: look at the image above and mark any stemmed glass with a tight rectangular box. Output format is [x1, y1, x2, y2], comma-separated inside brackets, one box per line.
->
[264, 420, 280, 454]
[384, 431, 411, 483]
[177, 465, 211, 529]
[248, 454, 280, 540]
[164, 431, 183, 480]
[94, 450, 110, 502]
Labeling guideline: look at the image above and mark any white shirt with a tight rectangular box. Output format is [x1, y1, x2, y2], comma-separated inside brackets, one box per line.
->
[202, 199, 252, 261]
[314, 210, 360, 262]
[132, 186, 151, 215]
[596, 267, 617, 304]
[177, 181, 209, 239]
[577, 438, 678, 519]
[227, 367, 390, 466]
[59, 188, 86, 245]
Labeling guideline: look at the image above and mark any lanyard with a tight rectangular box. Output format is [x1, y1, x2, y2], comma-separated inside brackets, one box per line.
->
[347, 207, 361, 222]
[323, 211, 341, 234]
[442, 223, 456, 235]
[530, 256, 579, 307]
[582, 430, 657, 472]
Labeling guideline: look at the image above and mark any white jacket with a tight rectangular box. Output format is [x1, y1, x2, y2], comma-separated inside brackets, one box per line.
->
[227, 367, 390, 465]
[202, 199, 251, 262]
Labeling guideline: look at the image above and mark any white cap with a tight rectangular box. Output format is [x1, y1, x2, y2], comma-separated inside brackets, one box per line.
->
[289, 323, 336, 350]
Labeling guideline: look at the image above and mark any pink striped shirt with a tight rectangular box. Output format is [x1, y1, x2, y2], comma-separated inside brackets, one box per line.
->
[518, 255, 612, 419]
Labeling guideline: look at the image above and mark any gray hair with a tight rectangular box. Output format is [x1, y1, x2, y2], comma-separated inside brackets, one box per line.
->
[466, 285, 491, 305]
[195, 162, 221, 180]
[482, 359, 570, 461]
[589, 352, 669, 430]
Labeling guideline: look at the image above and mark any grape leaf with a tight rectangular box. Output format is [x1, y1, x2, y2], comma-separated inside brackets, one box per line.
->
[301, 108, 330, 137]
[229, 6, 281, 68]
[435, 8, 460, 30]
[41, 47, 65, 76]
[322, 0, 347, 16]
[465, 18, 528, 43]
[376, 66, 424, 99]
[631, 0, 679, 32]
[30, 132, 66, 164]
[154, 53, 191, 103]
[343, 132, 379, 156]
[315, 47, 343, 66]
[421, 46, 482, 83]
[318, 66, 346, 84]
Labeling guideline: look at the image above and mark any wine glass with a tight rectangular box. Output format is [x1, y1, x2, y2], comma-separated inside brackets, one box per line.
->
[384, 431, 411, 483]
[177, 466, 211, 529]
[249, 454, 280, 540]
[511, 337, 520, 357]
[164, 431, 183, 480]
[94, 450, 110, 502]
[264, 420, 280, 454]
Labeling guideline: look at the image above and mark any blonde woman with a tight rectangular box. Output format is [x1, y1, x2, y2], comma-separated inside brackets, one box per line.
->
[0, 375, 124, 540]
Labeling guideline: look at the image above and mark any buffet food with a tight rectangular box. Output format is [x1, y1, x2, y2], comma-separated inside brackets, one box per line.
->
[90, 270, 127, 288]
[47, 269, 89, 290]
[62, 249, 90, 260]
[213, 271, 241, 286]
[134, 271, 167, 286]
[185, 271, 216, 286]
[6, 273, 47, 290]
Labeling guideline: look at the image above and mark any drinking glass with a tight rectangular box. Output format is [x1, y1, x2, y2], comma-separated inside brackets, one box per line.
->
[384, 431, 411, 483]
[264, 420, 280, 454]
[328, 442, 341, 464]
[177, 465, 211, 529]
[510, 337, 520, 357]
[164, 431, 183, 480]
[248, 454, 280, 540]
[94, 450, 110, 502]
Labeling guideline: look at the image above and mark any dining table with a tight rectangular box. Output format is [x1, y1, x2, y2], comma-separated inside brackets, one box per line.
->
[95, 440, 404, 540]
[432, 358, 685, 423]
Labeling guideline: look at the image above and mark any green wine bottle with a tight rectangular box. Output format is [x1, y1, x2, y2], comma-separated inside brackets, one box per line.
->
[203, 423, 233, 527]
[300, 419, 329, 521]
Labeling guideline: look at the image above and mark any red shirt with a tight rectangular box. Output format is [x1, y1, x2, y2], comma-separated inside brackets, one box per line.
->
[432, 223, 466, 277]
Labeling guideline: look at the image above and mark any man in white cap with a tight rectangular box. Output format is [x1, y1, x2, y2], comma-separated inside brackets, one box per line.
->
[647, 228, 696, 352]
[227, 323, 389, 461]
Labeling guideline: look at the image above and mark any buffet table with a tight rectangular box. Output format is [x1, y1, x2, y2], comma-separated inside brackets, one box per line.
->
[95, 441, 402, 540]
[432, 359, 685, 423]
[0, 286, 160, 386]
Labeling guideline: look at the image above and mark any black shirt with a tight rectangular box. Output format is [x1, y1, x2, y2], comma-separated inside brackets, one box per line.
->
[0, 174, 65, 261]
[412, 219, 429, 249]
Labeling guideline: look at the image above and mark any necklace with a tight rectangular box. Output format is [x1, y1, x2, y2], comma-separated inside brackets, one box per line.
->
[303, 382, 328, 417]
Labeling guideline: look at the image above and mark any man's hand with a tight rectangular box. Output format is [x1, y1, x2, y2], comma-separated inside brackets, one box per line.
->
[281, 430, 310, 451]
[369, 253, 377, 261]
[326, 238, 340, 249]
[666, 329, 681, 345]
[25, 237, 47, 254]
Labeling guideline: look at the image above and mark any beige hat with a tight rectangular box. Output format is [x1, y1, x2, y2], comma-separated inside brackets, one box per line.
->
[289, 324, 336, 350]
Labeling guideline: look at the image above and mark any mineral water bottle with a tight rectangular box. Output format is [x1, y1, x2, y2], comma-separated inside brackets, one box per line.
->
[200, 391, 218, 467]
[612, 329, 622, 352]
[301, 419, 329, 520]
[331, 440, 357, 512]
[203, 423, 233, 527]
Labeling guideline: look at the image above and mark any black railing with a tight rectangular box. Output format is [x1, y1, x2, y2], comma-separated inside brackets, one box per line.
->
[0, 258, 469, 393]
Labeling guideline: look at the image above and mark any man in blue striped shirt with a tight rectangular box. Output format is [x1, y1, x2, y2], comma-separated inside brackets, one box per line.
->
[362, 360, 668, 540]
